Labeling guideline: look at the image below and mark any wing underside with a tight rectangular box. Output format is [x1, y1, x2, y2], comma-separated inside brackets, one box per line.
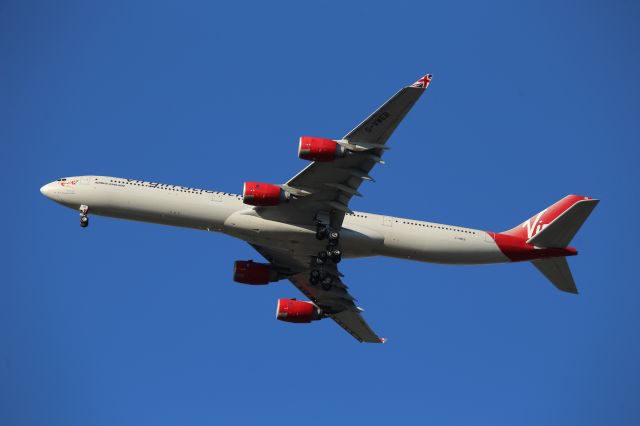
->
[269, 74, 432, 229]
[251, 244, 384, 343]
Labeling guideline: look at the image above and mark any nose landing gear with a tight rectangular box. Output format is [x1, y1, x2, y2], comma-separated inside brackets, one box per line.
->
[79, 205, 89, 228]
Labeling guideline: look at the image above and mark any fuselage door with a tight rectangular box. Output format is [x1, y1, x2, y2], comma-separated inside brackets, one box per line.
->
[210, 192, 223, 202]
[382, 216, 393, 227]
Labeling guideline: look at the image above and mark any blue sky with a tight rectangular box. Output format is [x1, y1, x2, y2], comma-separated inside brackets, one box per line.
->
[2, 0, 639, 424]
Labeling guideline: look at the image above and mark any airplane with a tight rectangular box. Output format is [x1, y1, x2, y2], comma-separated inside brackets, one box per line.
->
[40, 74, 599, 343]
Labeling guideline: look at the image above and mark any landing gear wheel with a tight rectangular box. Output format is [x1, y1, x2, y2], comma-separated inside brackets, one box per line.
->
[317, 250, 328, 262]
[328, 231, 339, 246]
[321, 275, 334, 291]
[79, 205, 89, 228]
[309, 269, 321, 285]
[330, 249, 342, 264]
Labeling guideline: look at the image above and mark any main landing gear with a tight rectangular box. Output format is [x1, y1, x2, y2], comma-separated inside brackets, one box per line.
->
[315, 248, 341, 265]
[315, 225, 340, 246]
[309, 269, 334, 291]
[314, 224, 341, 263]
[310, 223, 342, 290]
[79, 205, 89, 228]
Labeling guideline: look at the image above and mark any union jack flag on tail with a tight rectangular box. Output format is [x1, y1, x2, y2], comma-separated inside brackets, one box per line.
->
[410, 74, 433, 88]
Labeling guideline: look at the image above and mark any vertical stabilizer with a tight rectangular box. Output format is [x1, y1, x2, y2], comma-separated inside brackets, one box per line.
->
[504, 195, 599, 248]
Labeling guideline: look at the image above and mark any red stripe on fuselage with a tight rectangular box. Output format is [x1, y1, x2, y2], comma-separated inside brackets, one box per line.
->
[489, 232, 577, 262]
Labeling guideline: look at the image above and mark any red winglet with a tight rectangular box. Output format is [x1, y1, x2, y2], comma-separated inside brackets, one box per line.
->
[410, 74, 432, 89]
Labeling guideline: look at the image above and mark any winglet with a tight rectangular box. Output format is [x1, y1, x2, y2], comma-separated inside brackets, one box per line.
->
[410, 74, 433, 89]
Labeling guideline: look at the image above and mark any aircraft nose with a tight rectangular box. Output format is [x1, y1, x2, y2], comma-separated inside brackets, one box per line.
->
[40, 183, 51, 198]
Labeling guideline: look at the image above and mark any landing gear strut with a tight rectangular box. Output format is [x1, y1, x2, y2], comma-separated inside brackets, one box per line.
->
[79, 205, 89, 228]
[315, 224, 328, 240]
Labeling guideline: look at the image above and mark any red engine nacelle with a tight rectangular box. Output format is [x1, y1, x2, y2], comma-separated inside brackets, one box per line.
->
[276, 299, 322, 323]
[242, 182, 290, 206]
[298, 136, 346, 162]
[233, 260, 275, 285]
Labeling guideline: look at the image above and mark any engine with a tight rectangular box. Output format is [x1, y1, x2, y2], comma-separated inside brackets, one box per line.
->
[233, 260, 276, 285]
[298, 136, 346, 162]
[276, 299, 322, 323]
[242, 182, 290, 206]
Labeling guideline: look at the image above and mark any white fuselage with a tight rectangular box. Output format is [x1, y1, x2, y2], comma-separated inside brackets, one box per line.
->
[40, 176, 509, 265]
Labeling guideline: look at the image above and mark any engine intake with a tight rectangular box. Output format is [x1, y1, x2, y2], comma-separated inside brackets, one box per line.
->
[298, 136, 346, 162]
[276, 299, 322, 323]
[243, 182, 290, 206]
[233, 260, 276, 285]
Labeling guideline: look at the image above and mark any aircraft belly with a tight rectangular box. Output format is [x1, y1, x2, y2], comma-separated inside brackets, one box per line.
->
[223, 213, 383, 259]
[340, 224, 385, 257]
[381, 228, 509, 264]
[85, 187, 233, 231]
[223, 211, 312, 240]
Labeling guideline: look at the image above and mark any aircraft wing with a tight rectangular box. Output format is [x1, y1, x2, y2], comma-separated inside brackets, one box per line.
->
[250, 244, 384, 343]
[279, 74, 432, 229]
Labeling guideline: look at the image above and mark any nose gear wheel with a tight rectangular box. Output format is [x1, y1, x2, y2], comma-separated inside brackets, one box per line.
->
[79, 205, 89, 228]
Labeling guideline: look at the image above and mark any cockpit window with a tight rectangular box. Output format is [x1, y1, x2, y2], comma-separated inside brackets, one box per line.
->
[56, 178, 67, 181]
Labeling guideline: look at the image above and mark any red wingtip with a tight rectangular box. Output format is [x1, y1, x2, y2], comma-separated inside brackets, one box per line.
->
[410, 74, 432, 89]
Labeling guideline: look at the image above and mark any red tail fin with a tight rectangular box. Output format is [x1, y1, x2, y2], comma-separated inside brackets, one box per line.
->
[503, 195, 598, 245]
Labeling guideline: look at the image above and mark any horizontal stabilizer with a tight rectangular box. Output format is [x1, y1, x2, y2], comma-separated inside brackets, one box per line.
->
[531, 257, 577, 294]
